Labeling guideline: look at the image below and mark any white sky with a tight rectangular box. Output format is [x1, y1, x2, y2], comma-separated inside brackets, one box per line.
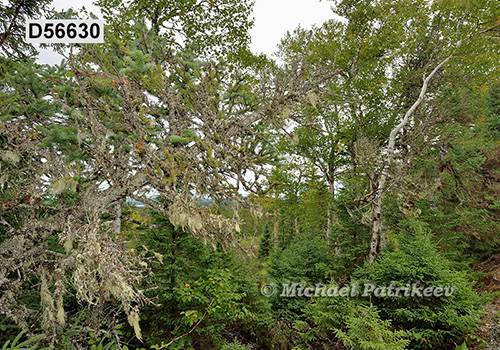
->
[250, 0, 335, 55]
[36, 0, 337, 64]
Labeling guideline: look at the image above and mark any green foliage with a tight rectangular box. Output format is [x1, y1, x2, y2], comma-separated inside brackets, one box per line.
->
[267, 232, 335, 319]
[0, 0, 53, 58]
[356, 219, 483, 349]
[219, 338, 252, 350]
[3, 0, 500, 348]
[408, 82, 500, 260]
[486, 83, 500, 131]
[132, 213, 269, 348]
[95, 0, 254, 59]
[307, 290, 358, 335]
[331, 188, 372, 275]
[0, 330, 45, 350]
[258, 224, 272, 259]
[307, 296, 409, 349]
[333, 305, 409, 350]
[87, 332, 122, 350]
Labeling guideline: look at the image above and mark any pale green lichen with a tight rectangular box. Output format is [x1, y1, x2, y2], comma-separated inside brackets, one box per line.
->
[1, 150, 20, 164]
[56, 294, 65, 325]
[51, 177, 78, 195]
[127, 311, 142, 341]
[64, 234, 73, 254]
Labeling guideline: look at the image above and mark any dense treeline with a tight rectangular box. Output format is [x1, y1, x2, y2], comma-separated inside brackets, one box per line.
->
[1, 0, 500, 349]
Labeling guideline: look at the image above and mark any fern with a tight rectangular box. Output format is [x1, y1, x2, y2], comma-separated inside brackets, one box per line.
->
[1, 330, 45, 350]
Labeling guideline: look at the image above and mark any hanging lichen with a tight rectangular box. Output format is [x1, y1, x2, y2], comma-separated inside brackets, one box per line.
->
[127, 311, 142, 341]
[307, 92, 318, 109]
[0, 150, 20, 164]
[40, 275, 54, 328]
[64, 233, 73, 254]
[56, 294, 65, 325]
[282, 107, 290, 120]
[51, 177, 78, 195]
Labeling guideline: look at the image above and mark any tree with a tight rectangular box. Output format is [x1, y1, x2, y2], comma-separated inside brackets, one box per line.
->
[355, 219, 483, 349]
[277, 0, 500, 263]
[333, 305, 409, 350]
[258, 224, 272, 259]
[0, 0, 53, 58]
[0, 0, 331, 345]
[267, 231, 335, 320]
[134, 213, 266, 348]
[273, 25, 349, 250]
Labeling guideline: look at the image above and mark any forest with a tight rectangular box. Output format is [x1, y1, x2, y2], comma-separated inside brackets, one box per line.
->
[1, 0, 500, 349]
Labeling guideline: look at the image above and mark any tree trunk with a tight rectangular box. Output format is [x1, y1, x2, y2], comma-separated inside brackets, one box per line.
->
[274, 210, 279, 249]
[112, 199, 123, 234]
[328, 179, 341, 254]
[326, 157, 341, 253]
[368, 55, 453, 265]
[326, 207, 331, 241]
[379, 222, 387, 252]
[113, 198, 125, 250]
